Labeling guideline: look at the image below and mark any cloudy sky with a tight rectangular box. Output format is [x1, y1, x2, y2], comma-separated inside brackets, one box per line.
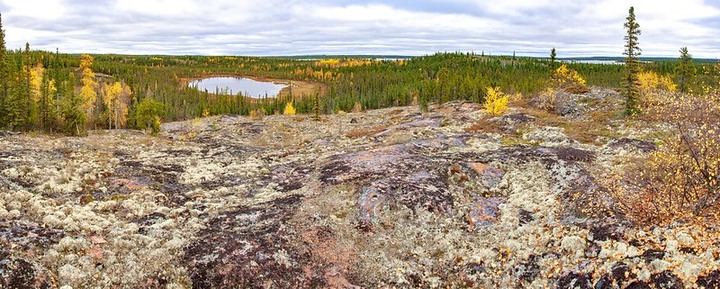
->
[1, 0, 719, 58]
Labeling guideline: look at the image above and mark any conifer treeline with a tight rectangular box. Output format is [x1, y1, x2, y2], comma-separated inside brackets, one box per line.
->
[85, 53, 719, 122]
[87, 53, 631, 121]
[0, 46, 142, 135]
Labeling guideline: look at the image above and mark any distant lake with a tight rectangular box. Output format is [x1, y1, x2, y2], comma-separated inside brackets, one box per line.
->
[188, 77, 288, 98]
[562, 60, 623, 65]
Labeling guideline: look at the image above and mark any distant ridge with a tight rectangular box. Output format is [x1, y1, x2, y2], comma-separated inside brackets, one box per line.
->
[270, 55, 414, 60]
[559, 56, 719, 63]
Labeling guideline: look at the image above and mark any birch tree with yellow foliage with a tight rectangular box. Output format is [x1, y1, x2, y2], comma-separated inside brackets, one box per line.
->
[636, 70, 676, 107]
[103, 81, 132, 129]
[79, 54, 97, 126]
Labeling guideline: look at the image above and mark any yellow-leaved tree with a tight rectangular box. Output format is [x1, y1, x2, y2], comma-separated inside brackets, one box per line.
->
[637, 71, 677, 107]
[552, 64, 589, 94]
[538, 64, 590, 112]
[104, 82, 120, 129]
[27, 63, 44, 127]
[483, 87, 509, 116]
[79, 54, 97, 124]
[103, 81, 132, 129]
[29, 63, 43, 101]
[283, 102, 296, 115]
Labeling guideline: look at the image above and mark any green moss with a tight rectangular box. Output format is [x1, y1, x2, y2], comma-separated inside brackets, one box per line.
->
[501, 136, 537, 146]
[107, 194, 130, 202]
[79, 194, 95, 205]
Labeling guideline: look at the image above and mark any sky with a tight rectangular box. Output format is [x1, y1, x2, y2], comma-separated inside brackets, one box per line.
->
[0, 0, 719, 58]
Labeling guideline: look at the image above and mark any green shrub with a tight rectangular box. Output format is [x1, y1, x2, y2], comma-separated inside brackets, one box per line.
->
[134, 97, 164, 134]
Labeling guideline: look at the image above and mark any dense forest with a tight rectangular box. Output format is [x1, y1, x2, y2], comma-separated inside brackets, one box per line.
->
[0, 14, 718, 136]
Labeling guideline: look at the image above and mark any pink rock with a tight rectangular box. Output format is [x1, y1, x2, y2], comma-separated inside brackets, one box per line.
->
[468, 197, 506, 228]
[469, 163, 504, 189]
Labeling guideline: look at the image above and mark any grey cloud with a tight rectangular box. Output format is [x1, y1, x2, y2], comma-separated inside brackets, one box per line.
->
[0, 0, 718, 57]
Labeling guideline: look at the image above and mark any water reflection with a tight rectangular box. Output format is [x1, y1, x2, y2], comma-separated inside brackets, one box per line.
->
[188, 77, 288, 98]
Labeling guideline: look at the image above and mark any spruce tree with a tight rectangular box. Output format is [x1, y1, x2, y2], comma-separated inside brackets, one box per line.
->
[312, 92, 320, 121]
[550, 48, 557, 68]
[7, 51, 30, 130]
[39, 67, 56, 131]
[675, 47, 695, 94]
[51, 49, 66, 116]
[0, 13, 6, 128]
[23, 42, 36, 130]
[622, 6, 642, 116]
[62, 72, 86, 135]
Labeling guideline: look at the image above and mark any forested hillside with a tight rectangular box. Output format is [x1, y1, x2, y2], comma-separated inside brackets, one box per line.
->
[1, 9, 718, 137]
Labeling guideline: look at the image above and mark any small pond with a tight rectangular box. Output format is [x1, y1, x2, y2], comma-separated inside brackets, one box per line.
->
[188, 77, 288, 98]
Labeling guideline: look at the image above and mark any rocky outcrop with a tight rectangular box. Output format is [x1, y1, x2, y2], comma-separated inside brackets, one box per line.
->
[0, 97, 716, 288]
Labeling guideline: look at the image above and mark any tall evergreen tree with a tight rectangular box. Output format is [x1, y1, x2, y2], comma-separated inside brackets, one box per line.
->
[675, 47, 695, 94]
[23, 42, 36, 130]
[313, 92, 320, 121]
[38, 65, 57, 131]
[52, 48, 65, 113]
[6, 48, 31, 130]
[622, 6, 642, 116]
[550, 48, 557, 68]
[62, 72, 86, 135]
[0, 13, 7, 128]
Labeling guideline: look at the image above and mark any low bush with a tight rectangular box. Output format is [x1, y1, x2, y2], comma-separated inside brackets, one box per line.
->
[134, 97, 163, 135]
[605, 94, 720, 224]
[465, 116, 504, 134]
[536, 65, 590, 114]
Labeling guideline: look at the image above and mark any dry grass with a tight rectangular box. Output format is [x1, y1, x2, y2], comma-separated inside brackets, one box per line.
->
[520, 107, 621, 144]
[566, 123, 618, 144]
[564, 84, 591, 94]
[388, 109, 404, 116]
[345, 125, 388, 139]
[466, 96, 621, 144]
[277, 79, 327, 99]
[465, 116, 504, 134]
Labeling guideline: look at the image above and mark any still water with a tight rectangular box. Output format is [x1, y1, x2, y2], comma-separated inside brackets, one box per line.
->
[562, 60, 623, 65]
[188, 77, 287, 98]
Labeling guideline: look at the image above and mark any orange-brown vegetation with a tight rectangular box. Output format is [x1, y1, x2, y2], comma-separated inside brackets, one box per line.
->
[605, 94, 720, 225]
[345, 125, 388, 138]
